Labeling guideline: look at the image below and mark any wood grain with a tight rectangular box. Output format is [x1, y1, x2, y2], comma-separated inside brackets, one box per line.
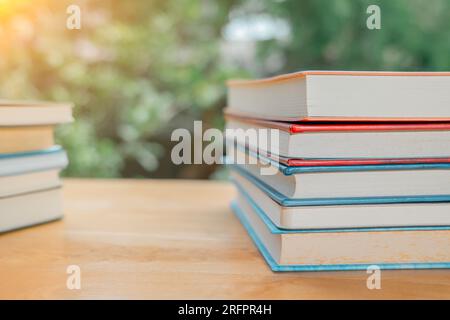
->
[0, 179, 449, 299]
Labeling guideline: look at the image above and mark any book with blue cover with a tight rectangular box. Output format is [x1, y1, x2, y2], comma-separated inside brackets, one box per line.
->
[231, 171, 450, 229]
[0, 147, 67, 198]
[228, 147, 450, 202]
[0, 148, 69, 233]
[231, 189, 450, 272]
[0, 146, 68, 177]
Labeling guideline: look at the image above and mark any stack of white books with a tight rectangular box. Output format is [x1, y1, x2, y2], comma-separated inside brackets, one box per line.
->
[0, 101, 73, 232]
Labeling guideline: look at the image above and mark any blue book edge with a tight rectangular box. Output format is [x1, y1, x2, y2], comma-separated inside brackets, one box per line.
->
[0, 146, 68, 178]
[0, 146, 64, 159]
[231, 201, 450, 272]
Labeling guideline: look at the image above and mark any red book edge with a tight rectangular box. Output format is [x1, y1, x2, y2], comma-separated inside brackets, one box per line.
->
[285, 157, 450, 167]
[234, 142, 450, 167]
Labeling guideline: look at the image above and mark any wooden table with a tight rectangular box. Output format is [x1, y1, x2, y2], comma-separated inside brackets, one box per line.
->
[0, 179, 449, 299]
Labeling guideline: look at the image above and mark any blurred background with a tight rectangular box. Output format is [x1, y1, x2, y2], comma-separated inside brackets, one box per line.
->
[0, 0, 449, 179]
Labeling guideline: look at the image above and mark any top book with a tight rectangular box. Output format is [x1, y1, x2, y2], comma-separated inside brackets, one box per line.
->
[0, 100, 73, 126]
[226, 71, 450, 122]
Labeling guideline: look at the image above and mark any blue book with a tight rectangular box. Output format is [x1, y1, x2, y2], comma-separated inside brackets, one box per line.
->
[0, 146, 68, 177]
[0, 147, 68, 199]
[229, 163, 450, 206]
[231, 173, 450, 230]
[0, 147, 68, 233]
[231, 190, 450, 272]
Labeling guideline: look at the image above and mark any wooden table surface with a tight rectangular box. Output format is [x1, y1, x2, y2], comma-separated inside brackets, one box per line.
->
[0, 179, 449, 299]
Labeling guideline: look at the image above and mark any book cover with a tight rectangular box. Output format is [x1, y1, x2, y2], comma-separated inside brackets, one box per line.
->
[0, 146, 68, 177]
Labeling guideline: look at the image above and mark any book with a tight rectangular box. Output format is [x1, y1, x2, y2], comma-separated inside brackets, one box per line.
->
[226, 71, 450, 121]
[0, 100, 73, 126]
[230, 149, 450, 200]
[0, 147, 68, 177]
[0, 188, 63, 233]
[225, 116, 450, 159]
[231, 170, 450, 229]
[230, 164, 450, 206]
[0, 126, 54, 153]
[232, 192, 450, 271]
[0, 170, 61, 198]
[276, 154, 450, 167]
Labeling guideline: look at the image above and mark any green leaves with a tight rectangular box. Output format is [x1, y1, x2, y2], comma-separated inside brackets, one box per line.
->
[0, 0, 241, 178]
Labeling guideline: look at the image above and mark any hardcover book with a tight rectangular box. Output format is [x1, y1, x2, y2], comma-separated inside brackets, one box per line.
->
[0, 100, 73, 126]
[229, 148, 450, 200]
[0, 126, 55, 154]
[225, 115, 450, 159]
[232, 191, 450, 271]
[0, 146, 68, 177]
[231, 170, 450, 229]
[0, 188, 63, 233]
[227, 71, 450, 121]
[0, 170, 61, 199]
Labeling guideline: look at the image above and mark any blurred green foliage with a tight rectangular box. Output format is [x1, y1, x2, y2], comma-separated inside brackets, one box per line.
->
[257, 0, 450, 74]
[0, 0, 449, 179]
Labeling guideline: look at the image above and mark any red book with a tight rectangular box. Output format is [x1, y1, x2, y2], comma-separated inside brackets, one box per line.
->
[225, 114, 450, 166]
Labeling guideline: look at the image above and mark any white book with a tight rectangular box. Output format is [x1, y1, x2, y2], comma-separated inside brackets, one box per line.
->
[225, 118, 450, 159]
[233, 149, 450, 199]
[231, 171, 450, 229]
[0, 188, 63, 233]
[0, 170, 62, 198]
[0, 100, 73, 126]
[227, 71, 450, 121]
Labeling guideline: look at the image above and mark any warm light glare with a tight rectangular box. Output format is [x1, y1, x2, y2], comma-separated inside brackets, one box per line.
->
[0, 0, 32, 18]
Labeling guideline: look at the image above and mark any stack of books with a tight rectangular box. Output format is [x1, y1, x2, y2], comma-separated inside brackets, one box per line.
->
[225, 71, 450, 271]
[0, 101, 73, 233]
